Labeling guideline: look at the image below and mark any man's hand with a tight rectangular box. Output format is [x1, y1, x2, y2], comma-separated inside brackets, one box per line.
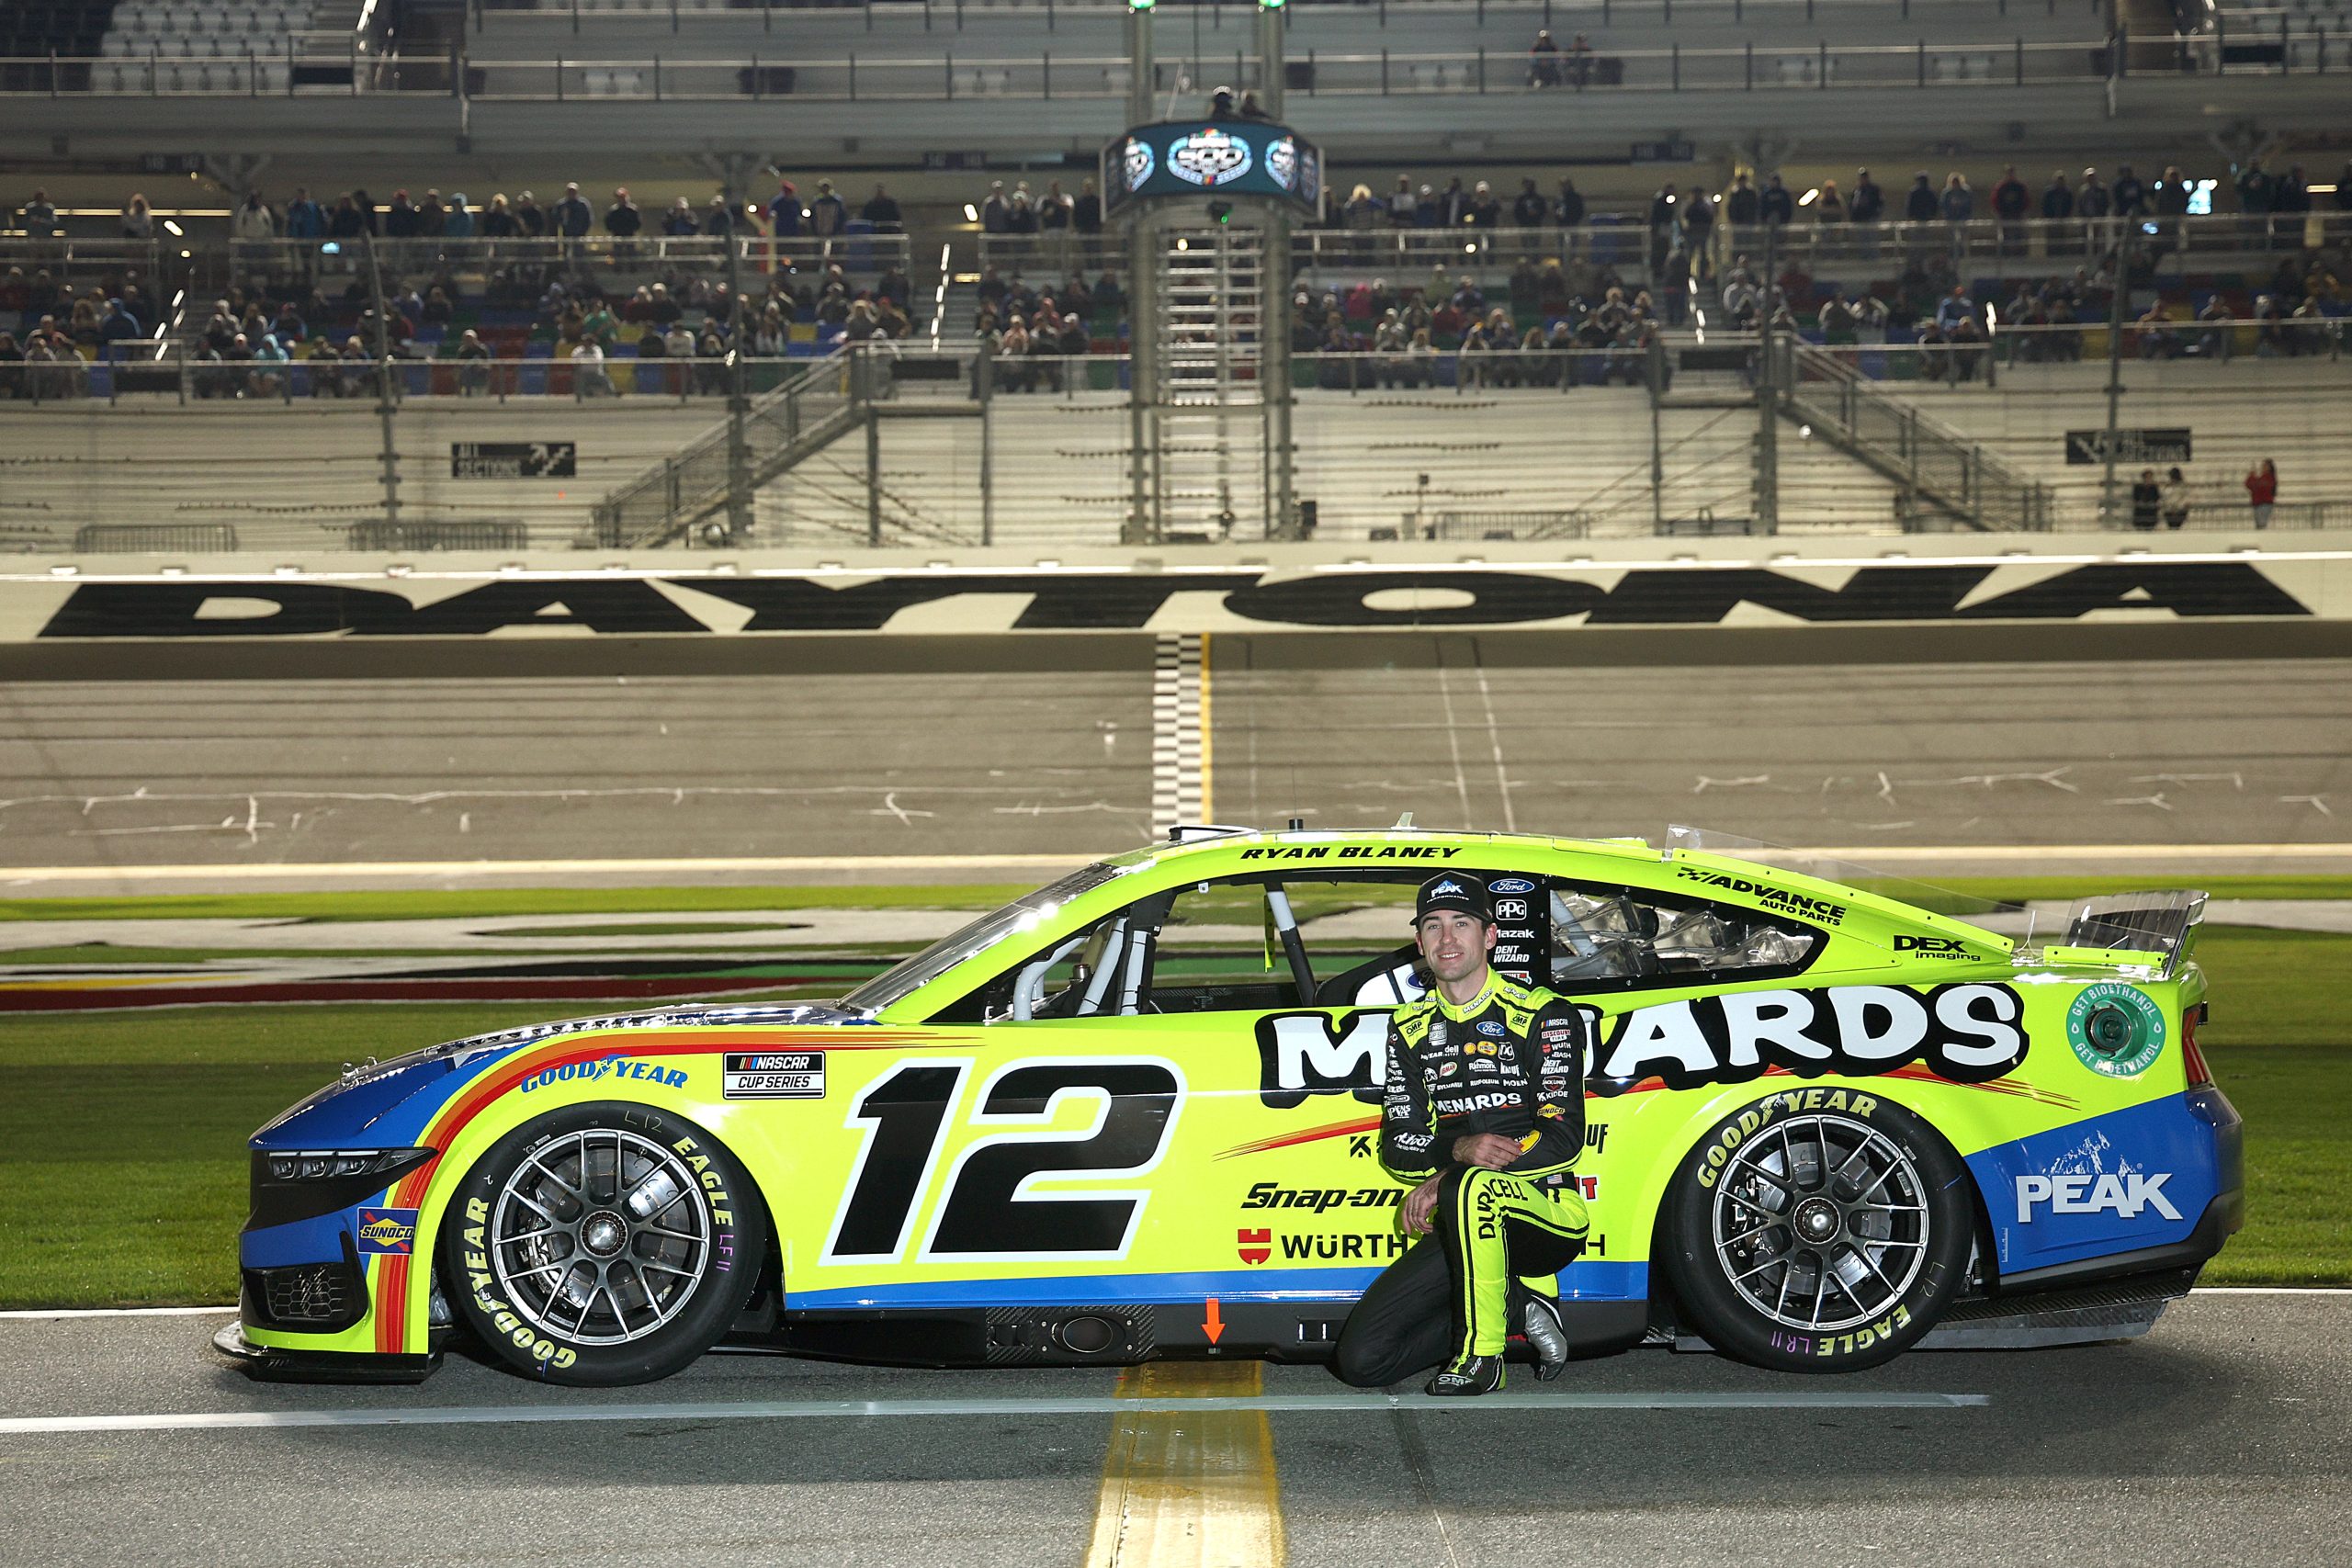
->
[1400, 1174, 1445, 1235]
[1451, 1132, 1523, 1171]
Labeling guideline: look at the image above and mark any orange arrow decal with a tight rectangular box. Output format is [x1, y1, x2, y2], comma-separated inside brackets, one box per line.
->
[1203, 1298, 1226, 1345]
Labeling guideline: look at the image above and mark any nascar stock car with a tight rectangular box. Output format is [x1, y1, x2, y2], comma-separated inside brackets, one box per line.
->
[218, 826, 2242, 1386]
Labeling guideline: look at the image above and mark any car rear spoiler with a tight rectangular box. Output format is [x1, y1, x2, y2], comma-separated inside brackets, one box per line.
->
[2047, 890, 2210, 978]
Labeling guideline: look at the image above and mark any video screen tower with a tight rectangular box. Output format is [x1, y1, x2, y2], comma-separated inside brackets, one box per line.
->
[1111, 0, 1320, 544]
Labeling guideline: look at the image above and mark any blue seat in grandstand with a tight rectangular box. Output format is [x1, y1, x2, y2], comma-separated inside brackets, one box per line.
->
[87, 366, 112, 398]
[518, 360, 548, 395]
[288, 364, 312, 396]
[1587, 214, 1640, 266]
[414, 325, 445, 346]
[401, 364, 430, 395]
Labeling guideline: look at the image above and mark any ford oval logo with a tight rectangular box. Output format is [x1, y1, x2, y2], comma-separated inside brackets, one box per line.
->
[1489, 877, 1535, 895]
[1476, 1021, 1507, 1037]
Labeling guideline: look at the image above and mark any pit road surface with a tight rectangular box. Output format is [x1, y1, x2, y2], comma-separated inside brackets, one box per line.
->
[0, 1293, 2343, 1567]
[1, 631, 2346, 886]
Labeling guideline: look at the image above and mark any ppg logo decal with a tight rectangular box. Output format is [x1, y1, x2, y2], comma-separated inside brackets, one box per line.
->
[1489, 878, 1535, 895]
[1165, 129, 1251, 187]
[2014, 1172, 2180, 1223]
[1495, 898, 1530, 922]
[1121, 137, 1155, 193]
[1265, 134, 1298, 190]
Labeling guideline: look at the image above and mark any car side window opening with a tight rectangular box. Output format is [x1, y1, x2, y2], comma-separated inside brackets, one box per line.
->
[1547, 881, 1823, 990]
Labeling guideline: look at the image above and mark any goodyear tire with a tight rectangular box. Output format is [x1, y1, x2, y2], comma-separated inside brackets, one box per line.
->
[1664, 1089, 1972, 1372]
[446, 1102, 765, 1386]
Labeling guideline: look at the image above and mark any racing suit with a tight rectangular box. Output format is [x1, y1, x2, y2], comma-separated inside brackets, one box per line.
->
[1335, 971, 1590, 1386]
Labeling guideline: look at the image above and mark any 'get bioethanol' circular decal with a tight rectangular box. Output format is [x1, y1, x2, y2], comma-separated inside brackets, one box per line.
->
[2066, 983, 2165, 1077]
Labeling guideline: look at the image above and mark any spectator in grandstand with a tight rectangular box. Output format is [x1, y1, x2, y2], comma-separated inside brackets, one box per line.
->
[1074, 178, 1102, 236]
[2041, 169, 2074, 223]
[1814, 179, 1846, 224]
[1467, 182, 1502, 230]
[573, 335, 616, 397]
[1935, 284, 1975, 333]
[1723, 173, 1758, 227]
[863, 183, 904, 231]
[18, 190, 58, 239]
[1905, 172, 1938, 223]
[1566, 31, 1595, 87]
[2111, 164, 2147, 217]
[1849, 169, 1884, 225]
[477, 195, 514, 241]
[808, 179, 848, 237]
[1555, 176, 1587, 231]
[2154, 165, 2193, 221]
[120, 194, 154, 242]
[2076, 167, 2110, 220]
[455, 328, 492, 395]
[2253, 293, 2288, 356]
[752, 301, 787, 356]
[1680, 186, 1714, 273]
[346, 188, 380, 236]
[2130, 469, 2161, 529]
[1039, 181, 1073, 236]
[271, 301, 305, 344]
[1990, 164, 2029, 252]
[1939, 173, 1973, 223]
[249, 330, 289, 399]
[662, 197, 698, 238]
[1759, 174, 1794, 227]
[2194, 292, 2231, 356]
[233, 189, 277, 264]
[2289, 293, 2336, 355]
[1437, 177, 1470, 228]
[444, 196, 475, 240]
[384, 190, 420, 239]
[605, 186, 642, 240]
[2245, 460, 2277, 527]
[327, 193, 366, 241]
[2160, 466, 2189, 530]
[553, 184, 594, 240]
[0, 331, 19, 400]
[96, 296, 140, 360]
[420, 190, 451, 238]
[1529, 28, 1563, 87]
[769, 179, 802, 237]
[285, 187, 326, 242]
[1512, 178, 1548, 230]
[979, 181, 1011, 234]
[710, 195, 745, 237]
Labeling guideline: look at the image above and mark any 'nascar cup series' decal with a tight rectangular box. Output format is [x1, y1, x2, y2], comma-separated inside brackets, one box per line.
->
[1253, 982, 2027, 1108]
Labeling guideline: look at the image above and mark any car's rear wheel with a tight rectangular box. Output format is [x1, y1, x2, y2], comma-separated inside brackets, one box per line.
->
[447, 1102, 765, 1386]
[1664, 1094, 1972, 1372]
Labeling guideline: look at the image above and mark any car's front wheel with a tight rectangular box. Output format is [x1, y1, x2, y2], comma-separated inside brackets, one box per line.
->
[1664, 1093, 1973, 1372]
[446, 1102, 765, 1386]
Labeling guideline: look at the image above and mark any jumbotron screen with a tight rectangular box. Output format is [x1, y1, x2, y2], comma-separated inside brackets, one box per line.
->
[1100, 119, 1324, 217]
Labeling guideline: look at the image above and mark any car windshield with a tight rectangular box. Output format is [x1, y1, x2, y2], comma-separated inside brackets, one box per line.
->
[840, 863, 1130, 1013]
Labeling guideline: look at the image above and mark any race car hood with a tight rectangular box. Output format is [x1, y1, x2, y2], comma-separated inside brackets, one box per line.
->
[252, 1001, 871, 1145]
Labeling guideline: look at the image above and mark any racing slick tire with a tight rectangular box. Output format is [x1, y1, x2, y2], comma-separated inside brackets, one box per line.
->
[1663, 1092, 1972, 1373]
[446, 1102, 767, 1386]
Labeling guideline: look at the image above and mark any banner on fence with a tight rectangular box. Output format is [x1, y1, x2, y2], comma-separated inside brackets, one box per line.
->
[450, 442, 577, 479]
[2064, 429, 2193, 466]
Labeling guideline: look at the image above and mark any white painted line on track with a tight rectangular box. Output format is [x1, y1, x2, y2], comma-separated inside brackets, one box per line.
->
[2191, 1287, 2352, 1295]
[0, 1306, 234, 1319]
[0, 1391, 1988, 1438]
[5, 842, 2350, 887]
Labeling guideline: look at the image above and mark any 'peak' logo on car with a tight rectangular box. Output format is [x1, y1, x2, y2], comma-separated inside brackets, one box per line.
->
[356, 1207, 418, 1256]
[2015, 1172, 2180, 1223]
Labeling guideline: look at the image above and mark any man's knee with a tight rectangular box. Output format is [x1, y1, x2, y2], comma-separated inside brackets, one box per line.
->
[1333, 1332, 1401, 1388]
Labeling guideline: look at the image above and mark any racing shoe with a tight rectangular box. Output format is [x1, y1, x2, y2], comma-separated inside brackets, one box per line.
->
[1521, 1292, 1570, 1382]
[1424, 1354, 1505, 1397]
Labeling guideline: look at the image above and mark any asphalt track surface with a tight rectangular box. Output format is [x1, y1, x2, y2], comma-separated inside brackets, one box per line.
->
[0, 1294, 2345, 1567]
[1, 627, 2348, 889]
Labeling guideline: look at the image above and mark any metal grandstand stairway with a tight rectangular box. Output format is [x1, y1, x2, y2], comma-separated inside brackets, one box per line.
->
[1781, 343, 2053, 532]
[1129, 227, 1281, 542]
[591, 353, 861, 547]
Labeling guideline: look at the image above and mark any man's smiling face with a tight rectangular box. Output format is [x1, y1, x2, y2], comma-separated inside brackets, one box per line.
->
[1415, 909, 1497, 987]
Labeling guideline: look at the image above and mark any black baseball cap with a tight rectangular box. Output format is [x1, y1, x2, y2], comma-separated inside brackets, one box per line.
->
[1413, 874, 1493, 927]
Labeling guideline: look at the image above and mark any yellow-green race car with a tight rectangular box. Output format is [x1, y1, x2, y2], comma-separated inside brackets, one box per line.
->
[218, 827, 2241, 1385]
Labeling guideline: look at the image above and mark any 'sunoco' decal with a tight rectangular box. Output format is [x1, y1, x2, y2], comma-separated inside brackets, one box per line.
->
[356, 1207, 419, 1256]
[2065, 983, 2165, 1077]
[1121, 137, 1154, 194]
[1265, 135, 1298, 191]
[1165, 129, 1251, 187]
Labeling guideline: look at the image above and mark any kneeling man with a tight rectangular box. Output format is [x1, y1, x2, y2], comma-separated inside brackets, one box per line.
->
[1336, 874, 1591, 1395]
